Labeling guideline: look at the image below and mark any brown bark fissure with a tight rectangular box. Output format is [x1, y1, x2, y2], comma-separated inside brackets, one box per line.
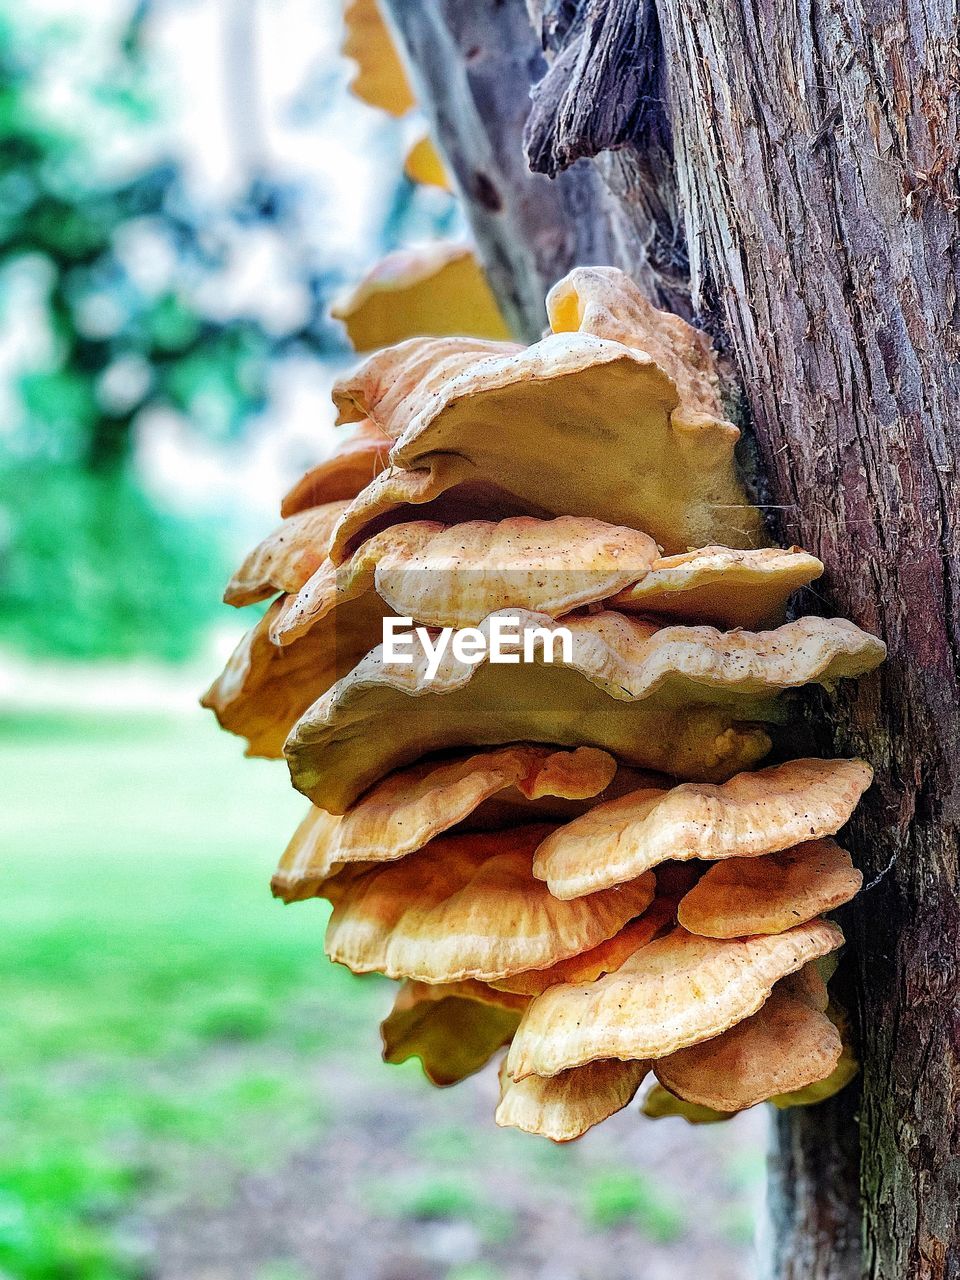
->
[391, 2, 960, 1276]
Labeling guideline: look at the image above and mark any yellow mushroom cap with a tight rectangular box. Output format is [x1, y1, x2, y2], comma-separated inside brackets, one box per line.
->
[533, 756, 875, 899]
[489, 898, 676, 997]
[771, 1050, 859, 1109]
[223, 503, 347, 608]
[331, 243, 511, 352]
[332, 328, 760, 554]
[381, 979, 526, 1087]
[404, 134, 452, 191]
[327, 460, 539, 565]
[267, 526, 437, 647]
[642, 972, 855, 1116]
[287, 613, 883, 814]
[333, 335, 521, 435]
[281, 420, 392, 518]
[273, 520, 817, 638]
[200, 602, 343, 759]
[201, 582, 388, 759]
[323, 825, 657, 983]
[610, 545, 824, 630]
[647, 992, 856, 1118]
[546, 265, 771, 546]
[342, 0, 415, 117]
[677, 839, 863, 938]
[778, 960, 830, 1013]
[365, 514, 659, 624]
[270, 745, 619, 902]
[770, 1003, 858, 1108]
[332, 335, 513, 447]
[272, 514, 659, 646]
[653, 985, 843, 1112]
[546, 265, 725, 419]
[505, 919, 844, 1081]
[289, 609, 870, 811]
[271, 806, 342, 903]
[496, 1058, 649, 1142]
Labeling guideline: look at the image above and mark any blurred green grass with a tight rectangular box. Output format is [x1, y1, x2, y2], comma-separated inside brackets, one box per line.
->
[0, 706, 762, 1280]
[0, 708, 384, 1280]
[582, 1169, 685, 1241]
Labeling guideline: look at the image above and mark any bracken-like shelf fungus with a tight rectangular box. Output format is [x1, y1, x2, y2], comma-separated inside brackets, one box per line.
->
[203, 263, 885, 1142]
[201, 0, 885, 1146]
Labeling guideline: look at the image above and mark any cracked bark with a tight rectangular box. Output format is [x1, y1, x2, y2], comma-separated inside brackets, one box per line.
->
[390, 1, 960, 1275]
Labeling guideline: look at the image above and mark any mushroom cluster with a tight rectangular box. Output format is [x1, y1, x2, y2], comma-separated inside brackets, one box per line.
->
[203, 265, 884, 1140]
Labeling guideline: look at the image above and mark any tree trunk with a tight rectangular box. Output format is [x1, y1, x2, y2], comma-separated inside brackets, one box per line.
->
[389, 3, 960, 1276]
[656, 8, 960, 1276]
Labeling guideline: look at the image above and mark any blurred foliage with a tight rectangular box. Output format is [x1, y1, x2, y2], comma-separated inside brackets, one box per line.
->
[0, 2, 358, 661]
[366, 1172, 515, 1244]
[0, 465, 224, 660]
[0, 0, 463, 663]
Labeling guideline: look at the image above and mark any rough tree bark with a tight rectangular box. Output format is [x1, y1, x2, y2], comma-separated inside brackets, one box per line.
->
[379, 0, 627, 339]
[380, 0, 665, 339]
[388, 3, 960, 1278]
[656, 10, 960, 1278]
[524, 0, 693, 318]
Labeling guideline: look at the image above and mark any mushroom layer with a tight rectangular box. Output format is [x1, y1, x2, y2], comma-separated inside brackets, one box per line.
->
[203, 259, 884, 1138]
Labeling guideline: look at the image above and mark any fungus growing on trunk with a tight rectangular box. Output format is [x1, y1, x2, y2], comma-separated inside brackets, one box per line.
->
[270, 744, 623, 902]
[203, 263, 884, 1140]
[381, 980, 526, 1087]
[279, 420, 390, 517]
[653, 985, 843, 1112]
[331, 330, 763, 555]
[271, 514, 658, 644]
[496, 1058, 650, 1142]
[285, 611, 881, 812]
[504, 921, 844, 1080]
[676, 840, 863, 938]
[532, 756, 874, 898]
